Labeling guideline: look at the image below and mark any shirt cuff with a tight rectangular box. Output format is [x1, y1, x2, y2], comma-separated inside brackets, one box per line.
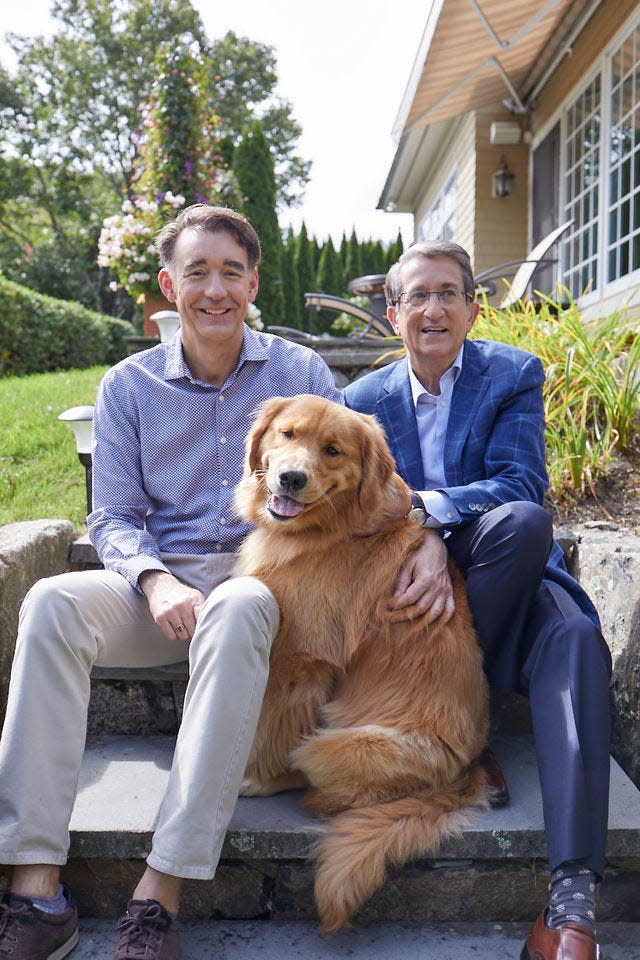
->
[109, 555, 172, 593]
[418, 490, 461, 528]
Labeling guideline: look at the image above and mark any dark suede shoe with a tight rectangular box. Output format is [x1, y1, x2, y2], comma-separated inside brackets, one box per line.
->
[0, 888, 79, 960]
[112, 900, 180, 960]
[521, 909, 604, 960]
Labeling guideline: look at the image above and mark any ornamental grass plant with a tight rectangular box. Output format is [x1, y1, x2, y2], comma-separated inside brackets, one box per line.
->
[472, 292, 640, 500]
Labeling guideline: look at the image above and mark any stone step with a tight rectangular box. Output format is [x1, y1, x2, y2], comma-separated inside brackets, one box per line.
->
[45, 734, 640, 923]
[63, 917, 640, 959]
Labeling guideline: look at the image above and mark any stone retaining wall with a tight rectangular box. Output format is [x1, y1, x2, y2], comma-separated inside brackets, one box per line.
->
[0, 520, 75, 722]
[571, 522, 640, 788]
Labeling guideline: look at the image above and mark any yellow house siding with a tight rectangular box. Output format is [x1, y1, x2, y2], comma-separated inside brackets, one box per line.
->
[473, 108, 529, 281]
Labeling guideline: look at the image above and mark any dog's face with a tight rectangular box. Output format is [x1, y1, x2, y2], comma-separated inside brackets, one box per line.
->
[235, 394, 407, 532]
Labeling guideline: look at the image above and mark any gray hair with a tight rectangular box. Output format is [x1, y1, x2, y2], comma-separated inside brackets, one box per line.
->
[385, 239, 475, 305]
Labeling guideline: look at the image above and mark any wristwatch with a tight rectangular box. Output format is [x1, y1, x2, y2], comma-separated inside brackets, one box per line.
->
[408, 491, 428, 526]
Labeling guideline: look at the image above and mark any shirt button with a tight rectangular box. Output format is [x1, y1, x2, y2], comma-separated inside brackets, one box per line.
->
[215, 544, 222, 552]
[220, 436, 227, 444]
[219, 394, 225, 402]
[220, 517, 227, 525]
[221, 479, 229, 487]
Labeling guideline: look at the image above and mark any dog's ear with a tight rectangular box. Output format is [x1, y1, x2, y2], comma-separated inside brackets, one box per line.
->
[357, 414, 400, 507]
[354, 414, 412, 528]
[245, 396, 292, 474]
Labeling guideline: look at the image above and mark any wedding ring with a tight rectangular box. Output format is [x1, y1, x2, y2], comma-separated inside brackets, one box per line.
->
[175, 623, 185, 634]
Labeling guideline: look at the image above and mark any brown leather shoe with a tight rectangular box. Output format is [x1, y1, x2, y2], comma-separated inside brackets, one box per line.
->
[521, 910, 604, 959]
[480, 746, 509, 807]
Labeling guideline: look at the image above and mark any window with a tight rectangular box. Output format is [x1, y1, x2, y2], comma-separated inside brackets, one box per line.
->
[559, 16, 640, 299]
[562, 78, 601, 297]
[419, 171, 457, 241]
[607, 23, 640, 283]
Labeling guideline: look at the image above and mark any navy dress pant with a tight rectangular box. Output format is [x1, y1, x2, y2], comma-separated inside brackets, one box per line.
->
[445, 502, 612, 876]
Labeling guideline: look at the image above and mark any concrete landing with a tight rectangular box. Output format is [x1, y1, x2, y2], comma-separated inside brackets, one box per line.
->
[57, 734, 640, 923]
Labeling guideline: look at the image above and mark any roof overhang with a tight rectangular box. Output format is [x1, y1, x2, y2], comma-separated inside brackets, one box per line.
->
[379, 0, 602, 210]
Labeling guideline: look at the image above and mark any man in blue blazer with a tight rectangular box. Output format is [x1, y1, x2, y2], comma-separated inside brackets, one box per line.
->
[344, 240, 610, 960]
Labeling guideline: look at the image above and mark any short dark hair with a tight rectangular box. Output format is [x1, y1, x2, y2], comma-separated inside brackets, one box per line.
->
[385, 239, 476, 305]
[156, 204, 262, 274]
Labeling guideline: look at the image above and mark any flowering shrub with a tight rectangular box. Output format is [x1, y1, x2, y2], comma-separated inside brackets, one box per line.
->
[97, 43, 239, 304]
[97, 192, 185, 301]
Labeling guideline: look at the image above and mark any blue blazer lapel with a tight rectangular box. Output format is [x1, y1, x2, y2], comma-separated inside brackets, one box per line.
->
[376, 359, 425, 488]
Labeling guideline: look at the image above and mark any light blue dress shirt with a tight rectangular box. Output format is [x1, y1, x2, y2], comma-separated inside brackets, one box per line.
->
[88, 327, 342, 588]
[408, 345, 464, 528]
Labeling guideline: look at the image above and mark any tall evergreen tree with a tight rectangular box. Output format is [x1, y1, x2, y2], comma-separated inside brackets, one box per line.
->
[281, 226, 302, 329]
[314, 238, 342, 334]
[387, 229, 405, 267]
[338, 232, 349, 294]
[293, 222, 316, 333]
[345, 228, 363, 285]
[233, 121, 284, 325]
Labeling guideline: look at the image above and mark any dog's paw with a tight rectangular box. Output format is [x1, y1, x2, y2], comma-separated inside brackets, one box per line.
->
[239, 770, 307, 796]
[239, 776, 266, 796]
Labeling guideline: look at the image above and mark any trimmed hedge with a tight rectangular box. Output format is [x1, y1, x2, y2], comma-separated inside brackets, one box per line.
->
[0, 274, 134, 376]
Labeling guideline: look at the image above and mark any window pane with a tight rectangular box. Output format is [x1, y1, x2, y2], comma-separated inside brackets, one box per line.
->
[562, 77, 601, 297]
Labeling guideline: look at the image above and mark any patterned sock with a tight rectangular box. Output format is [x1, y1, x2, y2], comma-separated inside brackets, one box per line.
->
[29, 884, 69, 915]
[546, 862, 597, 934]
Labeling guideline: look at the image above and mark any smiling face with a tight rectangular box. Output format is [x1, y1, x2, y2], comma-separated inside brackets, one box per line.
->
[234, 395, 401, 536]
[158, 226, 259, 369]
[387, 255, 479, 392]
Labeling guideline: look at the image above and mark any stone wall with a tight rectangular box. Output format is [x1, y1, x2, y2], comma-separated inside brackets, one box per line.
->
[0, 520, 75, 722]
[571, 522, 640, 788]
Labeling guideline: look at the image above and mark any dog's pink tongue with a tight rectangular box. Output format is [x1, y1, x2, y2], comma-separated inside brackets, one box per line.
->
[269, 494, 305, 518]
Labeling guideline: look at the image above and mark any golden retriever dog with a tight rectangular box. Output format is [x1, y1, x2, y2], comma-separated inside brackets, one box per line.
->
[233, 394, 489, 933]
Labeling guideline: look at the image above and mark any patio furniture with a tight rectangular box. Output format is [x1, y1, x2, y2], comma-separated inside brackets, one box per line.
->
[475, 220, 574, 307]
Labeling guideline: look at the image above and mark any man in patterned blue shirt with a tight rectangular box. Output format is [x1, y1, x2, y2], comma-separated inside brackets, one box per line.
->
[344, 239, 611, 960]
[0, 205, 343, 960]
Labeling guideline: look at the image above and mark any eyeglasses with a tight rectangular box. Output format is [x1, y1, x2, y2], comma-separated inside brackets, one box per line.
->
[397, 289, 471, 308]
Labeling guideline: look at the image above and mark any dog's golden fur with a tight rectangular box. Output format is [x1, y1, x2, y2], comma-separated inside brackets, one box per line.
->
[234, 394, 489, 933]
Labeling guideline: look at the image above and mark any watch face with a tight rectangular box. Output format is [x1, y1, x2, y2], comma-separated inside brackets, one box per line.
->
[408, 506, 427, 526]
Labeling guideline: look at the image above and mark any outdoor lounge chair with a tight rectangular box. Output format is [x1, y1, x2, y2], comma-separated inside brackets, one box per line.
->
[475, 219, 574, 307]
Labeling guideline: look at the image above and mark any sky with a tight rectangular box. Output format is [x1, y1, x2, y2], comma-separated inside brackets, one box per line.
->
[1, 0, 427, 246]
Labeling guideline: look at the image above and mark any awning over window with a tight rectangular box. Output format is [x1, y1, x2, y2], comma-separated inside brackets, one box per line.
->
[396, 0, 601, 134]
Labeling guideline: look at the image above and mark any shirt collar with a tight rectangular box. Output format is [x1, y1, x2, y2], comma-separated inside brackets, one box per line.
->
[408, 342, 465, 406]
[163, 325, 269, 383]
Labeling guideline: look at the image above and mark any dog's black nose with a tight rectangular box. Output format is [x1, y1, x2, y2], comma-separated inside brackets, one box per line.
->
[278, 468, 307, 493]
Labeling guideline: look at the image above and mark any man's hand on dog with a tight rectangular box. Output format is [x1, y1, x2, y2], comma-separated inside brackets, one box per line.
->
[389, 531, 455, 624]
[139, 570, 204, 641]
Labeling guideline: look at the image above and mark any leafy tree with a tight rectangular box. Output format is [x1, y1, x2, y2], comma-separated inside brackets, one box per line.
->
[0, 1, 310, 307]
[233, 121, 284, 326]
[206, 32, 310, 208]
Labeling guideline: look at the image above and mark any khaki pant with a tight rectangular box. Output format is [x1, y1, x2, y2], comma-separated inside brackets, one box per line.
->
[0, 555, 279, 880]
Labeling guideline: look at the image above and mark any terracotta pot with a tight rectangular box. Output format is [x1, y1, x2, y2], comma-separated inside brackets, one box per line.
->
[142, 293, 174, 338]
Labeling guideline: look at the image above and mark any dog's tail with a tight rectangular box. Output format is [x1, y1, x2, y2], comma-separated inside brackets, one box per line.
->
[314, 764, 487, 935]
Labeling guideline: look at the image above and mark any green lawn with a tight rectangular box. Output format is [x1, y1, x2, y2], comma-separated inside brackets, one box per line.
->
[0, 366, 108, 530]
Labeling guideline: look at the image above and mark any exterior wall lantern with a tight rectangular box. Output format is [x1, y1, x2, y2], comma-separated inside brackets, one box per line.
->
[58, 405, 95, 516]
[492, 156, 515, 198]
